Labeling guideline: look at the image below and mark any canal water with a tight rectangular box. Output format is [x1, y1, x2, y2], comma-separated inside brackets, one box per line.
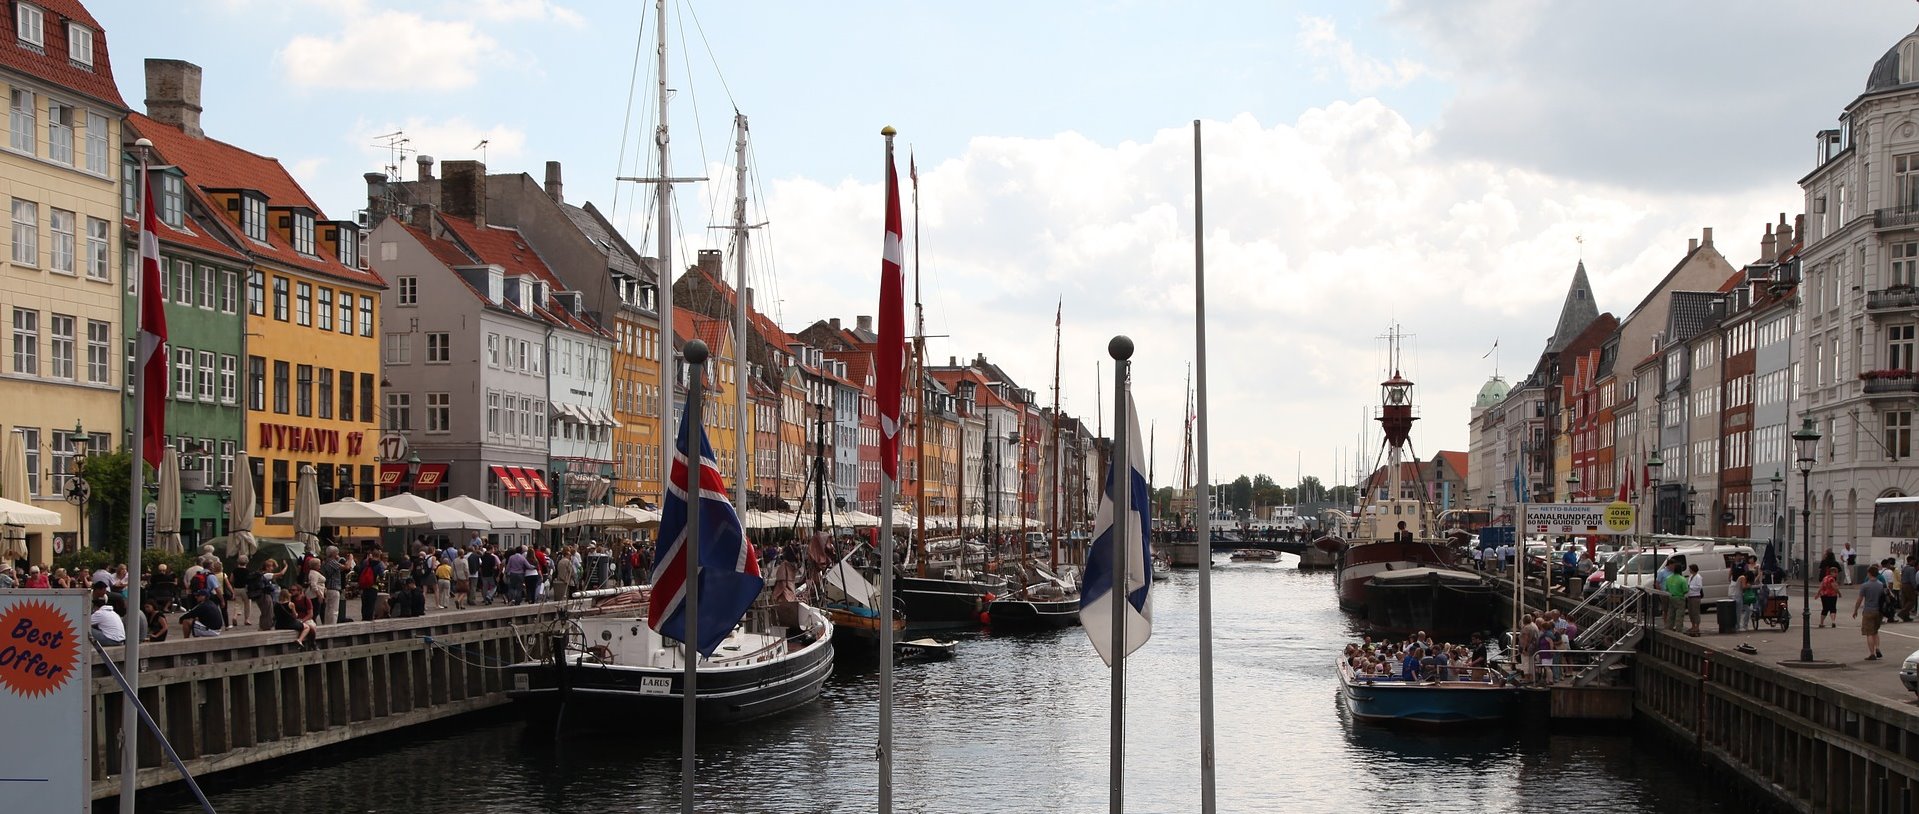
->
[149, 558, 1762, 813]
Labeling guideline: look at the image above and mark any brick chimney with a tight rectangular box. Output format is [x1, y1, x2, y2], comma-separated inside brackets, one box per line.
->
[1776, 213, 1794, 251]
[830, 317, 841, 331]
[744, 286, 755, 313]
[416, 155, 435, 181]
[144, 59, 204, 139]
[364, 172, 389, 221]
[856, 315, 872, 334]
[1701, 226, 1713, 247]
[544, 161, 564, 204]
[441, 160, 486, 227]
[1759, 223, 1776, 263]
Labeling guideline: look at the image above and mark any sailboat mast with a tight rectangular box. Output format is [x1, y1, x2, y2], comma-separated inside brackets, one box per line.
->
[653, 0, 677, 511]
[729, 113, 750, 511]
[911, 151, 929, 576]
[1050, 300, 1061, 570]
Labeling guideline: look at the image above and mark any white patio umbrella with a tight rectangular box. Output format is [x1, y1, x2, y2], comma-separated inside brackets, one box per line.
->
[0, 430, 46, 562]
[225, 450, 257, 557]
[267, 496, 431, 530]
[293, 463, 320, 554]
[371, 492, 491, 531]
[440, 495, 541, 530]
[739, 509, 788, 530]
[840, 510, 883, 528]
[548, 504, 659, 529]
[0, 497, 59, 526]
[154, 444, 184, 555]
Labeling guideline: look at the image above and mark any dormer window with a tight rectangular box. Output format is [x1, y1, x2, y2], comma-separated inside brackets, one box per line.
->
[159, 174, 183, 228]
[291, 212, 314, 255]
[66, 24, 90, 67]
[241, 194, 266, 242]
[336, 224, 358, 267]
[1904, 40, 1918, 84]
[15, 4, 42, 50]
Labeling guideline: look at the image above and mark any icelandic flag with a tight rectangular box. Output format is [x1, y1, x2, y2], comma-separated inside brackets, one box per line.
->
[1080, 392, 1152, 666]
[647, 406, 764, 658]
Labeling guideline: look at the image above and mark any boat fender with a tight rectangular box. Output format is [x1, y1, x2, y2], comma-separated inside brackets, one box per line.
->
[978, 611, 992, 625]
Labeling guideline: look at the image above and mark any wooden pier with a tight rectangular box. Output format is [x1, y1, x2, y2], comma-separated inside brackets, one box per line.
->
[91, 601, 565, 801]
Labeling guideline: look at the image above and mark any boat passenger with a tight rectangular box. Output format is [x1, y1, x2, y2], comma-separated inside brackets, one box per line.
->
[1400, 646, 1422, 681]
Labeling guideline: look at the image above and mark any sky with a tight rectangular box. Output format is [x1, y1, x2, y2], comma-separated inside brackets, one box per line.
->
[96, 0, 1919, 489]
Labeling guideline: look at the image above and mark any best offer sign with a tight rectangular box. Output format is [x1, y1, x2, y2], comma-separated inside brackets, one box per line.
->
[0, 589, 90, 812]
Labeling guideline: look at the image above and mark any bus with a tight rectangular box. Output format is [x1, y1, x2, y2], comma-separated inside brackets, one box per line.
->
[1438, 508, 1492, 534]
[1871, 495, 1919, 560]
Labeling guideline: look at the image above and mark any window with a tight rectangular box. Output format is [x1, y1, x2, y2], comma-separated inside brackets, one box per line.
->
[174, 347, 193, 399]
[426, 332, 450, 363]
[241, 195, 267, 242]
[486, 391, 500, 435]
[1894, 242, 1919, 289]
[84, 217, 107, 280]
[397, 276, 417, 306]
[83, 111, 105, 175]
[292, 213, 314, 255]
[360, 372, 375, 423]
[337, 226, 358, 268]
[8, 89, 31, 153]
[40, 208, 72, 274]
[339, 370, 354, 420]
[218, 354, 236, 403]
[44, 102, 70, 165]
[1893, 325, 1916, 372]
[121, 160, 134, 216]
[219, 270, 237, 313]
[247, 270, 265, 316]
[247, 356, 264, 410]
[220, 441, 234, 488]
[1890, 411, 1912, 461]
[384, 333, 410, 365]
[426, 392, 450, 432]
[12, 308, 37, 374]
[295, 282, 311, 326]
[173, 259, 192, 305]
[317, 368, 333, 419]
[18, 428, 35, 497]
[85, 319, 107, 384]
[296, 364, 312, 416]
[10, 198, 34, 265]
[359, 296, 374, 336]
[273, 360, 289, 413]
[159, 174, 183, 228]
[15, 3, 42, 48]
[199, 266, 214, 309]
[272, 276, 288, 320]
[336, 292, 353, 334]
[46, 313, 71, 379]
[1900, 154, 1919, 211]
[197, 350, 214, 401]
[315, 287, 332, 331]
[487, 333, 499, 367]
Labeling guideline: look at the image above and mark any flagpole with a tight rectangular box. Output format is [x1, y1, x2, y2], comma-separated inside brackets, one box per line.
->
[121, 139, 155, 812]
[1108, 335, 1133, 814]
[877, 125, 900, 814]
[680, 340, 708, 814]
[1191, 118, 1218, 814]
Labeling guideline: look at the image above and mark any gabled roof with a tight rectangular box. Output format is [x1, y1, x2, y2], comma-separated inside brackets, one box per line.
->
[827, 349, 873, 386]
[1435, 450, 1469, 479]
[130, 113, 384, 288]
[396, 215, 605, 336]
[563, 200, 652, 282]
[0, 1, 125, 109]
[1666, 291, 1722, 346]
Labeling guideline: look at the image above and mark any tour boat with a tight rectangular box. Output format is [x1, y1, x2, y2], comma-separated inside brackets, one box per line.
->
[1363, 566, 1502, 641]
[507, 597, 835, 727]
[1230, 548, 1281, 563]
[1337, 658, 1518, 725]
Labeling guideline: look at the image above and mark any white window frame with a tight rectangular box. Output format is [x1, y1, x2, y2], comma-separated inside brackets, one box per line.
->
[174, 346, 194, 400]
[396, 276, 417, 306]
[199, 266, 215, 309]
[46, 313, 71, 380]
[292, 213, 314, 255]
[46, 207, 72, 274]
[426, 392, 450, 432]
[85, 319, 107, 384]
[219, 354, 237, 404]
[7, 88, 31, 154]
[173, 259, 192, 305]
[386, 392, 412, 432]
[426, 331, 450, 363]
[197, 350, 215, 402]
[68, 24, 93, 67]
[242, 195, 267, 242]
[84, 216, 107, 280]
[10, 198, 35, 265]
[12, 307, 37, 375]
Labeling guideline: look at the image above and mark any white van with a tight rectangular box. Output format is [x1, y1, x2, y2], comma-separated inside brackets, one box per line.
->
[1610, 539, 1757, 607]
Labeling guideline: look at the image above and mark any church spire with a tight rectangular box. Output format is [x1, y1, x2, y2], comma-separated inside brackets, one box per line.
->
[1545, 260, 1598, 354]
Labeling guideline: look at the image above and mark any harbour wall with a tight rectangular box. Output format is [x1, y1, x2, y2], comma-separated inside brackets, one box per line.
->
[90, 602, 566, 801]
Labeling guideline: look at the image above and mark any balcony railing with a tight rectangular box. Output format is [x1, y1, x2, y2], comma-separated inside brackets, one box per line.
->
[1875, 205, 1919, 230]
[1867, 287, 1919, 312]
[1863, 374, 1919, 396]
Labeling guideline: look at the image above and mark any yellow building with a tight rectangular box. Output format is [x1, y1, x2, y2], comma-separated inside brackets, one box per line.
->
[0, 4, 127, 566]
[613, 307, 663, 507]
[137, 61, 384, 522]
[673, 309, 745, 485]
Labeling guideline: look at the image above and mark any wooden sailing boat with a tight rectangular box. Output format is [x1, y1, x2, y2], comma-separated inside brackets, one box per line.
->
[985, 301, 1080, 630]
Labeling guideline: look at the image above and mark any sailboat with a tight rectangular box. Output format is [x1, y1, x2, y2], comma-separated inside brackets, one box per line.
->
[985, 305, 1081, 630]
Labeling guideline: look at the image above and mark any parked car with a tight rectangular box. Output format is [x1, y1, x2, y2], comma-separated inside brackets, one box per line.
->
[1901, 648, 1919, 699]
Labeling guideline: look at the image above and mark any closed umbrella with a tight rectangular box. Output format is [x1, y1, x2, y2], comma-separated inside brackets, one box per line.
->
[155, 444, 184, 555]
[439, 495, 540, 530]
[293, 464, 320, 555]
[0, 431, 37, 561]
[371, 492, 490, 530]
[226, 450, 256, 556]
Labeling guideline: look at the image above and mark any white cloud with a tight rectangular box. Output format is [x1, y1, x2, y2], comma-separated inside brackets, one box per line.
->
[462, 0, 584, 26]
[1297, 16, 1427, 94]
[278, 10, 499, 90]
[758, 102, 1789, 479]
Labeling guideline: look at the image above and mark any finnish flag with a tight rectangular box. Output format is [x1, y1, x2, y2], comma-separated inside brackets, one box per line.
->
[1080, 392, 1153, 665]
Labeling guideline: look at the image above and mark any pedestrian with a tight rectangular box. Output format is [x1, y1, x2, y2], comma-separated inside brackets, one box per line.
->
[250, 558, 279, 630]
[477, 545, 500, 605]
[450, 545, 470, 610]
[1685, 564, 1704, 636]
[1819, 566, 1841, 627]
[434, 556, 452, 609]
[179, 588, 226, 637]
[551, 545, 577, 602]
[1734, 574, 1757, 631]
[1842, 541, 1857, 584]
[141, 598, 169, 643]
[357, 550, 385, 622]
[505, 546, 531, 604]
[21, 564, 47, 588]
[321, 546, 348, 624]
[1856, 563, 1887, 660]
[89, 595, 125, 645]
[50, 567, 72, 589]
[1899, 557, 1917, 623]
[274, 589, 317, 649]
[229, 556, 253, 627]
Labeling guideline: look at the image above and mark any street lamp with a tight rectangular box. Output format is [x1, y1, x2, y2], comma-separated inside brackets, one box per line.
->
[1792, 417, 1821, 663]
[68, 421, 88, 555]
[1685, 486, 1699, 534]
[1646, 452, 1664, 535]
[1566, 471, 1581, 503]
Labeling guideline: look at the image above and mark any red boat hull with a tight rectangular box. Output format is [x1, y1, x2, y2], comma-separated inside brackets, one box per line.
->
[1335, 540, 1456, 613]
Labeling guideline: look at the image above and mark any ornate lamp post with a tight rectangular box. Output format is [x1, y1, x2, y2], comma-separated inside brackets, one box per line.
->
[1566, 471, 1581, 503]
[1684, 486, 1699, 534]
[1646, 452, 1664, 536]
[66, 421, 89, 554]
[1792, 417, 1821, 663]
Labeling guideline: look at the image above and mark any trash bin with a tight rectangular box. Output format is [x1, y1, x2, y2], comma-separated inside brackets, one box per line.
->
[1568, 578, 1585, 601]
[1716, 601, 1737, 634]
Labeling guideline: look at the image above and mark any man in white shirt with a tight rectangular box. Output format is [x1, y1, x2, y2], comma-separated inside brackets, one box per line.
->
[1686, 564, 1705, 636]
[90, 597, 125, 645]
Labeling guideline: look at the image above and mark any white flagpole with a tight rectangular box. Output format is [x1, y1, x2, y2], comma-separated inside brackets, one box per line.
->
[121, 139, 154, 812]
[680, 339, 708, 814]
[878, 125, 898, 814]
[1107, 335, 1133, 814]
[1192, 119, 1218, 814]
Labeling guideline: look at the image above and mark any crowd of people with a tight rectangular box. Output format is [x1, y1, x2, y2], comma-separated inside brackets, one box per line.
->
[1342, 632, 1500, 683]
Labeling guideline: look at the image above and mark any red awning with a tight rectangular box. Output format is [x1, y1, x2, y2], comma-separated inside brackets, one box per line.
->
[505, 466, 535, 495]
[412, 463, 449, 490]
[377, 463, 409, 489]
[526, 470, 553, 497]
[491, 465, 524, 497]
